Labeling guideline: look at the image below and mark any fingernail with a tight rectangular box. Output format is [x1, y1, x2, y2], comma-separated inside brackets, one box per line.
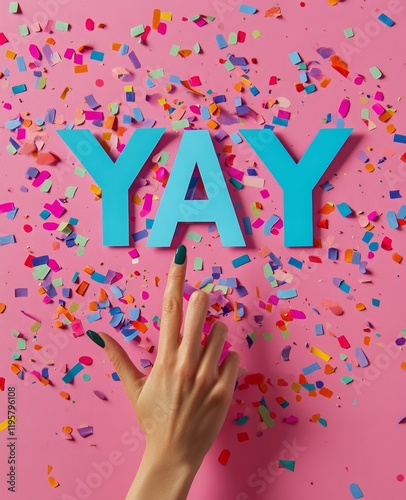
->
[174, 244, 186, 265]
[86, 330, 105, 348]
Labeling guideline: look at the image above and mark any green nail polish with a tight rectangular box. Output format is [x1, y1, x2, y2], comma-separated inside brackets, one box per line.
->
[174, 244, 186, 265]
[86, 330, 105, 348]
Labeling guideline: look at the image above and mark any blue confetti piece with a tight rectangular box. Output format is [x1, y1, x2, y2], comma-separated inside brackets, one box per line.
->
[215, 34, 228, 49]
[132, 229, 149, 241]
[337, 202, 352, 217]
[272, 116, 289, 127]
[349, 483, 364, 499]
[304, 83, 317, 94]
[231, 254, 251, 268]
[362, 231, 374, 243]
[242, 216, 252, 235]
[87, 312, 102, 323]
[288, 51, 302, 64]
[321, 181, 334, 191]
[288, 257, 303, 269]
[133, 107, 144, 121]
[386, 210, 399, 228]
[111, 372, 120, 381]
[277, 289, 298, 299]
[90, 50, 104, 61]
[394, 134, 406, 144]
[0, 234, 15, 245]
[315, 324, 324, 336]
[239, 4, 257, 14]
[11, 83, 27, 94]
[389, 190, 401, 199]
[398, 205, 406, 219]
[62, 363, 84, 383]
[302, 362, 321, 375]
[16, 56, 27, 72]
[264, 214, 280, 234]
[377, 13, 395, 26]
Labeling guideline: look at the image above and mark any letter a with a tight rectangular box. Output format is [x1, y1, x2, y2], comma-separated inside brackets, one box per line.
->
[58, 128, 165, 246]
[240, 128, 352, 246]
[147, 130, 244, 247]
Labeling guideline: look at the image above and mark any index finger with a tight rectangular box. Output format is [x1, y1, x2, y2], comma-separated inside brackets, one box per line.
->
[157, 245, 187, 359]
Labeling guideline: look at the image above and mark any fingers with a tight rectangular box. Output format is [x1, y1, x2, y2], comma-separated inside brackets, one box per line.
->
[157, 245, 187, 359]
[199, 321, 229, 373]
[87, 330, 145, 398]
[179, 290, 209, 369]
[218, 351, 240, 398]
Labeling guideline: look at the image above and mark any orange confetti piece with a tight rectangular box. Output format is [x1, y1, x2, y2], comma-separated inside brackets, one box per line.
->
[206, 119, 219, 129]
[59, 392, 70, 400]
[74, 64, 88, 73]
[33, 344, 43, 350]
[83, 265, 94, 275]
[0, 303, 5, 314]
[320, 77, 331, 88]
[393, 253, 403, 263]
[386, 123, 396, 134]
[11, 363, 22, 375]
[47, 464, 53, 474]
[319, 203, 335, 214]
[324, 364, 336, 375]
[36, 152, 60, 165]
[265, 6, 282, 17]
[99, 288, 108, 301]
[401, 362, 406, 371]
[48, 476, 59, 488]
[319, 387, 333, 398]
[75, 281, 89, 296]
[330, 55, 349, 77]
[356, 303, 366, 311]
[154, 276, 160, 286]
[90, 185, 102, 197]
[365, 162, 375, 172]
[178, 49, 193, 58]
[152, 9, 161, 29]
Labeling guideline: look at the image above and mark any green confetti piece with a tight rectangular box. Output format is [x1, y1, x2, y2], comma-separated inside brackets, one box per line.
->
[341, 376, 354, 385]
[279, 460, 295, 472]
[83, 374, 91, 382]
[109, 102, 119, 115]
[369, 66, 382, 79]
[148, 68, 165, 79]
[32, 264, 51, 280]
[75, 234, 89, 247]
[298, 62, 307, 70]
[74, 167, 86, 177]
[193, 257, 203, 270]
[9, 2, 19, 13]
[361, 108, 369, 119]
[40, 179, 52, 192]
[213, 285, 228, 294]
[187, 231, 203, 242]
[38, 76, 46, 89]
[19, 25, 29, 36]
[52, 278, 63, 287]
[193, 43, 201, 53]
[17, 338, 27, 350]
[55, 20, 69, 31]
[228, 32, 237, 44]
[172, 119, 190, 130]
[170, 44, 180, 56]
[130, 24, 145, 37]
[65, 186, 77, 198]
[224, 59, 235, 71]
[258, 405, 275, 427]
[7, 144, 17, 154]
[344, 28, 354, 38]
[12, 352, 21, 360]
[157, 151, 169, 165]
[76, 247, 85, 256]
[30, 322, 41, 333]
[252, 30, 261, 39]
[262, 333, 273, 341]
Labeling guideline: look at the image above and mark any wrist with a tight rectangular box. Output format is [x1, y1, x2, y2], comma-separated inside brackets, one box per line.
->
[126, 447, 198, 500]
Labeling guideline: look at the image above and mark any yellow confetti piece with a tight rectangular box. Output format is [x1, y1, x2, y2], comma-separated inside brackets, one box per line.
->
[310, 346, 332, 362]
[5, 50, 17, 59]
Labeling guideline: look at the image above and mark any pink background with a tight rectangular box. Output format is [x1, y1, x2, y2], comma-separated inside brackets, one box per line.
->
[1, 1, 406, 499]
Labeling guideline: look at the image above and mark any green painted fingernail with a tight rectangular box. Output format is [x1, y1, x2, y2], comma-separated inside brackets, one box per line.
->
[86, 330, 105, 348]
[174, 244, 186, 265]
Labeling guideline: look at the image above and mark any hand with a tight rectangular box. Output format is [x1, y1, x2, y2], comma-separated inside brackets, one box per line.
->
[86, 244, 240, 499]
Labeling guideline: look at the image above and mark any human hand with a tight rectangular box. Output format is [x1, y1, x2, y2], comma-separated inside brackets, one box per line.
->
[86, 244, 240, 499]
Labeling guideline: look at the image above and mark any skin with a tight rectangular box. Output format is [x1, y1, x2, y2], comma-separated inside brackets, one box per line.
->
[95, 247, 240, 499]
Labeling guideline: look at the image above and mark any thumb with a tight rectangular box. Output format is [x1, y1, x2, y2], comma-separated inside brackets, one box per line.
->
[86, 330, 145, 398]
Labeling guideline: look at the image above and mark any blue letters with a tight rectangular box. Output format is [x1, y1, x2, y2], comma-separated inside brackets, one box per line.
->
[240, 128, 353, 246]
